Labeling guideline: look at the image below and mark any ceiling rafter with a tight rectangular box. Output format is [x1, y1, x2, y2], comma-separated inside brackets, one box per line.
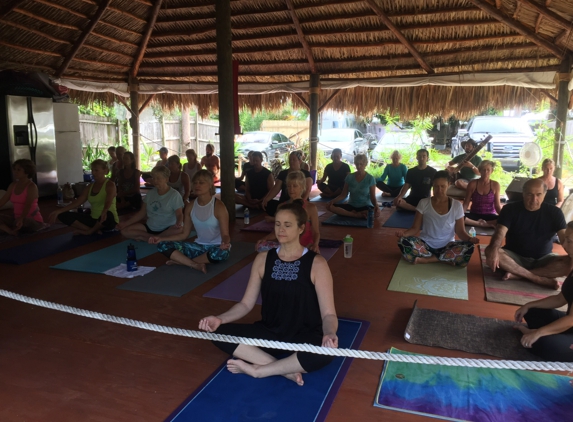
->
[81, 0, 147, 23]
[0, 19, 71, 44]
[468, 0, 566, 58]
[518, 0, 573, 31]
[364, 0, 434, 74]
[0, 0, 29, 20]
[131, 0, 163, 78]
[285, 0, 316, 74]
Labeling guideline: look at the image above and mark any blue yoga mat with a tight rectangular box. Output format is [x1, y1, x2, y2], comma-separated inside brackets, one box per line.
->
[166, 318, 369, 422]
[310, 195, 348, 203]
[0, 231, 118, 265]
[382, 210, 415, 228]
[322, 214, 367, 227]
[50, 240, 159, 274]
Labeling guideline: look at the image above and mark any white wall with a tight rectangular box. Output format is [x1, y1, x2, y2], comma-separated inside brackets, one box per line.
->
[54, 103, 84, 184]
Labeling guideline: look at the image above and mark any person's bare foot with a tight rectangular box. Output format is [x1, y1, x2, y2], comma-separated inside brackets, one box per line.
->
[413, 256, 438, 265]
[226, 359, 304, 386]
[166, 260, 181, 266]
[382, 192, 392, 197]
[502, 272, 518, 281]
[535, 277, 560, 290]
[192, 263, 207, 274]
[264, 216, 275, 223]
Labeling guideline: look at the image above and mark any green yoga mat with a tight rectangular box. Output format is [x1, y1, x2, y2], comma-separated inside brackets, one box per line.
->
[117, 241, 256, 297]
[50, 240, 160, 274]
[387, 259, 468, 300]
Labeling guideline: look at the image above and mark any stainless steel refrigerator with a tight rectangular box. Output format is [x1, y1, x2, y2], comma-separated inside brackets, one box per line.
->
[0, 95, 58, 197]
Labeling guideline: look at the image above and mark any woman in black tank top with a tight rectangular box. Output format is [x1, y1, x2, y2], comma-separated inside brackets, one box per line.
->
[539, 159, 564, 207]
[199, 201, 338, 385]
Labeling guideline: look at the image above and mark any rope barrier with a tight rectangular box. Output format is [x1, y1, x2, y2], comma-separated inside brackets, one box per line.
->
[2, 288, 572, 372]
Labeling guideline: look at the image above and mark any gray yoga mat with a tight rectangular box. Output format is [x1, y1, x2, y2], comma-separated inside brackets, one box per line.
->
[117, 241, 255, 297]
[404, 301, 540, 361]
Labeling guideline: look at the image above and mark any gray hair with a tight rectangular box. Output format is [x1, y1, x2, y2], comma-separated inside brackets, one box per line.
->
[151, 165, 170, 180]
[523, 178, 547, 193]
[354, 153, 369, 166]
[390, 150, 401, 159]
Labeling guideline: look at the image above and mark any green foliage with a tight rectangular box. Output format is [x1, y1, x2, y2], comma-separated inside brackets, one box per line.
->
[239, 100, 308, 132]
[82, 143, 109, 171]
[139, 142, 156, 171]
[299, 139, 328, 177]
[77, 101, 117, 120]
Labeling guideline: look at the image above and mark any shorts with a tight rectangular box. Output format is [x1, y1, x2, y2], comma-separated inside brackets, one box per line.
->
[404, 195, 425, 207]
[332, 203, 370, 212]
[144, 224, 169, 235]
[502, 249, 558, 270]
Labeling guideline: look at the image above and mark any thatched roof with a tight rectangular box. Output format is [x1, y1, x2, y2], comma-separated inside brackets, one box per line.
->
[1, 0, 572, 118]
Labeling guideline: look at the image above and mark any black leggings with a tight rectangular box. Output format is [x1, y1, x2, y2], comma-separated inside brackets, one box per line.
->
[58, 211, 117, 231]
[524, 308, 573, 362]
[465, 212, 497, 221]
[212, 323, 334, 373]
[376, 181, 402, 197]
[265, 199, 282, 217]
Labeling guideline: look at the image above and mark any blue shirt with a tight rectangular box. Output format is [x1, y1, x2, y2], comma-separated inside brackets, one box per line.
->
[143, 187, 185, 231]
[378, 163, 408, 188]
[346, 173, 376, 208]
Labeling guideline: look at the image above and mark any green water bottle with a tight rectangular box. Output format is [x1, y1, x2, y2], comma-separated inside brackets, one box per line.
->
[343, 234, 353, 258]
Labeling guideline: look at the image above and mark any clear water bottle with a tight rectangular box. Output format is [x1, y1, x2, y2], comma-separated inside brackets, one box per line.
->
[469, 226, 476, 238]
[244, 208, 250, 225]
[57, 185, 63, 205]
[126, 243, 138, 272]
[343, 234, 353, 258]
[367, 208, 374, 228]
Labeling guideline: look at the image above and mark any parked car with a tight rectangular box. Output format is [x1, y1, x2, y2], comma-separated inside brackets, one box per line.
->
[453, 116, 535, 171]
[370, 130, 429, 165]
[235, 131, 295, 162]
[317, 128, 369, 161]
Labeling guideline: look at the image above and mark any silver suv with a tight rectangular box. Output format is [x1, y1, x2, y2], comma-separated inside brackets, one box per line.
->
[456, 116, 535, 171]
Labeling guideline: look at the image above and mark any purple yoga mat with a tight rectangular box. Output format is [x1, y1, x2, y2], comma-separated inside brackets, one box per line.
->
[241, 211, 326, 233]
[203, 247, 340, 304]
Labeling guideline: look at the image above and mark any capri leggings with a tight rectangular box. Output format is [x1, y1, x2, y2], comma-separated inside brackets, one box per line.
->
[212, 322, 334, 373]
[398, 236, 475, 267]
[58, 210, 117, 231]
[524, 308, 573, 362]
[157, 241, 230, 263]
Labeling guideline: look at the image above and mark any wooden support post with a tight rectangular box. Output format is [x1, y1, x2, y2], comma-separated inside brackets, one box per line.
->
[195, 107, 200, 151]
[553, 54, 572, 179]
[129, 80, 141, 169]
[216, 0, 235, 221]
[309, 74, 320, 171]
[181, 105, 190, 155]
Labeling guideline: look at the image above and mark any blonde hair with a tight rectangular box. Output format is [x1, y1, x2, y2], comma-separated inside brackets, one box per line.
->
[151, 165, 170, 179]
[542, 158, 555, 168]
[390, 150, 401, 159]
[285, 170, 307, 195]
[91, 159, 109, 173]
[478, 160, 496, 171]
[192, 169, 216, 196]
[354, 153, 368, 166]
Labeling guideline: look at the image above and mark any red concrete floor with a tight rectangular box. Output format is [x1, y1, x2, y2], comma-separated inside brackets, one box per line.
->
[0, 195, 563, 421]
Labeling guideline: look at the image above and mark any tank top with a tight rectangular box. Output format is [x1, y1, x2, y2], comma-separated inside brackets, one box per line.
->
[183, 162, 201, 186]
[117, 169, 138, 195]
[470, 181, 496, 215]
[191, 195, 222, 245]
[167, 172, 185, 196]
[88, 179, 119, 223]
[543, 178, 560, 205]
[11, 182, 43, 222]
[259, 248, 322, 340]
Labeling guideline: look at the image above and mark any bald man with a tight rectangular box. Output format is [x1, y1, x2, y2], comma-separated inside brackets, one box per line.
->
[485, 178, 571, 289]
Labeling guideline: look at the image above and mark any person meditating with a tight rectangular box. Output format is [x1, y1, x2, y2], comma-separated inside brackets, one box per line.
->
[235, 151, 273, 210]
[116, 166, 184, 242]
[49, 159, 118, 235]
[376, 150, 408, 198]
[110, 146, 126, 182]
[262, 151, 313, 217]
[183, 149, 202, 199]
[115, 152, 142, 211]
[201, 143, 221, 183]
[0, 159, 46, 235]
[256, 171, 320, 253]
[327, 154, 381, 219]
[462, 160, 501, 228]
[393, 149, 437, 212]
[152, 170, 231, 273]
[538, 158, 564, 207]
[447, 138, 481, 190]
[198, 201, 338, 386]
[513, 221, 573, 362]
[317, 148, 351, 199]
[485, 179, 570, 289]
[235, 150, 254, 192]
[396, 171, 479, 266]
[166, 155, 191, 201]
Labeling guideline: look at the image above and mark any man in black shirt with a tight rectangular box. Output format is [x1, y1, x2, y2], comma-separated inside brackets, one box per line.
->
[393, 149, 437, 211]
[236, 151, 273, 209]
[485, 179, 570, 289]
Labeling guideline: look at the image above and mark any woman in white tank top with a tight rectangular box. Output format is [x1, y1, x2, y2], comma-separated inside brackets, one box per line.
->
[151, 169, 231, 273]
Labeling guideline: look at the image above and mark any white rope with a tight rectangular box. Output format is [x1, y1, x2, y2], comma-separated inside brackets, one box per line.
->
[2, 288, 572, 372]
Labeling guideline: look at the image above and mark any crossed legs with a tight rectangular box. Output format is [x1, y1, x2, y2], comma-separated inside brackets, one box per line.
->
[497, 249, 571, 289]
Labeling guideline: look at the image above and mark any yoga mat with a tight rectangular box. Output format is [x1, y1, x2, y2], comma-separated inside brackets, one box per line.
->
[0, 223, 66, 244]
[388, 259, 468, 300]
[382, 210, 415, 228]
[50, 240, 160, 274]
[235, 205, 262, 219]
[310, 195, 348, 203]
[404, 301, 539, 361]
[479, 245, 566, 310]
[466, 225, 495, 236]
[322, 214, 367, 227]
[166, 318, 369, 422]
[203, 247, 340, 304]
[0, 230, 118, 265]
[375, 348, 573, 422]
[117, 242, 255, 297]
[240, 211, 326, 232]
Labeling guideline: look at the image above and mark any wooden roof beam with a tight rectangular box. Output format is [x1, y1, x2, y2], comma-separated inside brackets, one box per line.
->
[285, 0, 316, 74]
[139, 94, 156, 114]
[293, 93, 310, 110]
[131, 0, 163, 78]
[319, 90, 342, 113]
[555, 30, 571, 46]
[0, 0, 29, 20]
[0, 19, 71, 44]
[115, 95, 134, 115]
[518, 0, 573, 31]
[56, 0, 113, 78]
[81, 0, 147, 23]
[365, 0, 434, 74]
[468, 0, 565, 58]
[540, 89, 558, 104]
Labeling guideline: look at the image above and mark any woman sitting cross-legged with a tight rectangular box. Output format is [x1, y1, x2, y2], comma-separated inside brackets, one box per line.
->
[396, 170, 479, 266]
[235, 151, 274, 210]
[326, 153, 381, 219]
[462, 160, 501, 228]
[115, 151, 142, 211]
[198, 201, 338, 386]
[116, 165, 184, 242]
[48, 159, 119, 235]
[513, 221, 573, 362]
[0, 159, 46, 235]
[376, 150, 408, 198]
[317, 148, 351, 199]
[255, 171, 320, 253]
[151, 170, 231, 274]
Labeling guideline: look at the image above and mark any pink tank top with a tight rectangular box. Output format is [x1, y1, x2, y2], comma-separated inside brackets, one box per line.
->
[11, 183, 43, 223]
[470, 181, 496, 215]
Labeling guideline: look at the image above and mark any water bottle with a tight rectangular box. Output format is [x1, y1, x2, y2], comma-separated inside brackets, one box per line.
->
[57, 185, 63, 205]
[367, 208, 374, 228]
[469, 226, 476, 238]
[244, 208, 250, 225]
[343, 234, 353, 258]
[126, 243, 138, 272]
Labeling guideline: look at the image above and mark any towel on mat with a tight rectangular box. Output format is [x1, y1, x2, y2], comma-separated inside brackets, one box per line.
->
[104, 263, 156, 278]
